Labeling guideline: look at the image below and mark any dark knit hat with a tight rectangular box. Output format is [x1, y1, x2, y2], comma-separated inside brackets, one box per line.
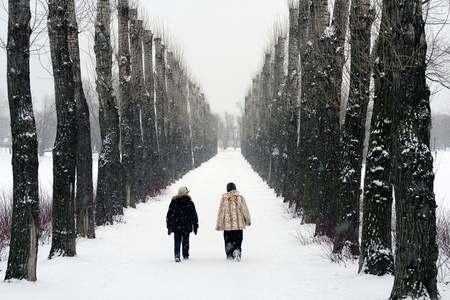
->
[226, 182, 236, 192]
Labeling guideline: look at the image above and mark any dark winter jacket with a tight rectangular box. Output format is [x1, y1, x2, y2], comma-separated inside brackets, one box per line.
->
[166, 194, 199, 234]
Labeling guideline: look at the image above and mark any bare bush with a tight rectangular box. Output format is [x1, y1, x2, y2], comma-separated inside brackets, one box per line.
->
[0, 186, 54, 260]
[0, 188, 12, 261]
[293, 223, 359, 266]
[38, 187, 53, 244]
[437, 207, 450, 284]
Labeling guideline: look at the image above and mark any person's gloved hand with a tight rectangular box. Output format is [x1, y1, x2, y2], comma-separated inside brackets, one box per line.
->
[193, 224, 198, 235]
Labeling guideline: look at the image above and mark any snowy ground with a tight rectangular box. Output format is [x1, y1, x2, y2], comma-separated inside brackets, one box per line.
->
[0, 149, 449, 299]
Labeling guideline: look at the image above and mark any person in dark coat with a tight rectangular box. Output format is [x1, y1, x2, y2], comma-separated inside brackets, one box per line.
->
[166, 186, 199, 262]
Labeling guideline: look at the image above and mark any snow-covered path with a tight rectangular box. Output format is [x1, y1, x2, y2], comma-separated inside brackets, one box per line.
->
[1, 149, 449, 299]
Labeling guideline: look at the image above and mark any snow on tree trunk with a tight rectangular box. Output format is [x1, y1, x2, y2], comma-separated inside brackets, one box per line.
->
[129, 11, 144, 203]
[313, 0, 349, 239]
[48, 0, 77, 258]
[95, 0, 122, 225]
[280, 6, 300, 207]
[142, 29, 160, 197]
[67, 0, 95, 239]
[389, 0, 438, 297]
[118, 0, 135, 208]
[296, 0, 310, 218]
[301, 0, 329, 226]
[334, 0, 373, 256]
[359, 1, 395, 274]
[4, 0, 39, 281]
[154, 37, 169, 185]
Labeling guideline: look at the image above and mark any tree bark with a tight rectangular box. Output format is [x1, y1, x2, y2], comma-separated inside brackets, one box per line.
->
[67, 0, 95, 239]
[95, 0, 122, 225]
[279, 6, 300, 207]
[129, 10, 144, 203]
[301, 0, 329, 225]
[118, 0, 134, 208]
[389, 0, 438, 297]
[359, 8, 395, 274]
[334, 0, 373, 256]
[48, 0, 77, 258]
[142, 29, 160, 196]
[154, 37, 169, 184]
[4, 0, 39, 281]
[296, 0, 310, 218]
[313, 0, 349, 239]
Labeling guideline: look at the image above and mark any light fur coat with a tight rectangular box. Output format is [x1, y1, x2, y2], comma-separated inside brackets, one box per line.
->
[215, 190, 251, 231]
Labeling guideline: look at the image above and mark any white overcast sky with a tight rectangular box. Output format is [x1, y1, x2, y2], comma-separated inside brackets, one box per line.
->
[0, 0, 289, 116]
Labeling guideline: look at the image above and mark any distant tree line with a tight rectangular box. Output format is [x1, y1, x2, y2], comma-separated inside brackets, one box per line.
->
[241, 0, 440, 298]
[431, 113, 450, 150]
[5, 0, 217, 281]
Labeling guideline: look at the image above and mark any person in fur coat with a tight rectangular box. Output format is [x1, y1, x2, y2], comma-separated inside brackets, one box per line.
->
[166, 186, 199, 262]
[215, 182, 251, 261]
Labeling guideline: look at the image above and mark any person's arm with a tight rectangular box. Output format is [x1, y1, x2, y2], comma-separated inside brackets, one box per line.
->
[215, 197, 225, 230]
[240, 196, 251, 226]
[191, 202, 199, 234]
[166, 201, 174, 234]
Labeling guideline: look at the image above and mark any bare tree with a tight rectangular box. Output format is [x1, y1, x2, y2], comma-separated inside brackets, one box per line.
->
[142, 28, 159, 196]
[335, 0, 374, 256]
[117, 0, 135, 208]
[389, 0, 438, 296]
[4, 0, 39, 281]
[95, 0, 122, 225]
[48, 0, 77, 258]
[67, 0, 95, 239]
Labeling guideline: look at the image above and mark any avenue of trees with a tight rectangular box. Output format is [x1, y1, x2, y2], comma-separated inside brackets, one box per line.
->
[4, 0, 217, 281]
[241, 0, 442, 298]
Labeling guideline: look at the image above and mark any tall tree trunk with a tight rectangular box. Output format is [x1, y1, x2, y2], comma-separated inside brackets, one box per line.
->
[142, 29, 159, 196]
[95, 0, 122, 225]
[270, 36, 286, 195]
[154, 37, 169, 184]
[334, 0, 373, 256]
[129, 10, 144, 203]
[282, 6, 300, 207]
[4, 0, 39, 281]
[48, 0, 77, 258]
[301, 0, 329, 225]
[314, 0, 349, 238]
[359, 0, 397, 275]
[165, 51, 176, 181]
[67, 0, 95, 239]
[296, 0, 310, 217]
[389, 0, 438, 297]
[118, 0, 134, 208]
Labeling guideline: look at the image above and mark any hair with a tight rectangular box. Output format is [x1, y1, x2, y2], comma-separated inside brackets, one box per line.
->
[226, 182, 236, 192]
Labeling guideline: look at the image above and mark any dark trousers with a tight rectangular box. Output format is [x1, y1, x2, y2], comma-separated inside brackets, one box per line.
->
[174, 231, 190, 258]
[224, 230, 243, 258]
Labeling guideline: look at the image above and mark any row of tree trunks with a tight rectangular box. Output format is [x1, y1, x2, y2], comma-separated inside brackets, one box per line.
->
[101, 0, 217, 211]
[241, 1, 438, 297]
[5, 0, 218, 281]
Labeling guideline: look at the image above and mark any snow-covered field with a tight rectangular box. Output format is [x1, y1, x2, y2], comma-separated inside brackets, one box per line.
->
[0, 149, 449, 299]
